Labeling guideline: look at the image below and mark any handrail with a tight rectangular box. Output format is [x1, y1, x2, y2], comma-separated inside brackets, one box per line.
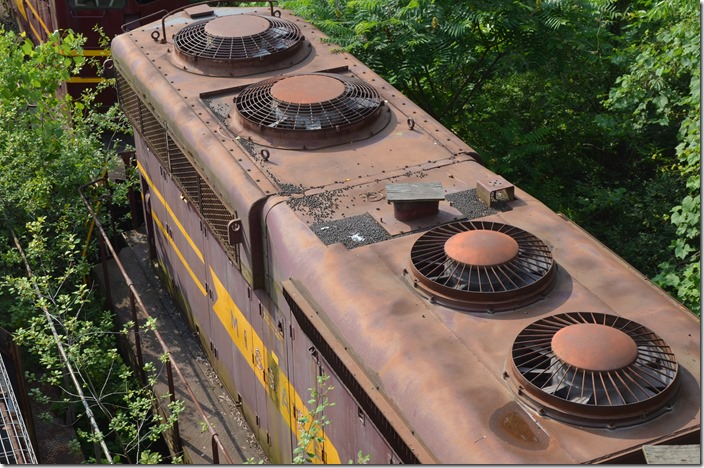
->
[156, 0, 280, 44]
[121, 9, 167, 33]
[78, 177, 234, 464]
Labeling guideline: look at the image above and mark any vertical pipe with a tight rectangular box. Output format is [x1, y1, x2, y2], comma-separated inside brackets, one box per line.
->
[98, 235, 113, 312]
[212, 435, 220, 464]
[120, 151, 140, 230]
[104, 178, 117, 242]
[166, 360, 182, 455]
[129, 292, 145, 376]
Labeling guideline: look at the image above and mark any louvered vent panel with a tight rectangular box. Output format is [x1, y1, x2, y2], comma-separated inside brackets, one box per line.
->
[139, 104, 168, 168]
[167, 135, 201, 207]
[115, 69, 167, 167]
[116, 70, 239, 266]
[200, 182, 239, 262]
[115, 70, 140, 129]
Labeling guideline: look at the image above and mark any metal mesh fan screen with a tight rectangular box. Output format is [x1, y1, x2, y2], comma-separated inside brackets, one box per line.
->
[508, 312, 680, 427]
[173, 14, 306, 76]
[235, 73, 383, 131]
[409, 220, 556, 311]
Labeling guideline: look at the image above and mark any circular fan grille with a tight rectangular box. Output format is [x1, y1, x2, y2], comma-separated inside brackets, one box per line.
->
[508, 312, 680, 427]
[408, 221, 556, 312]
[231, 73, 390, 149]
[172, 15, 306, 76]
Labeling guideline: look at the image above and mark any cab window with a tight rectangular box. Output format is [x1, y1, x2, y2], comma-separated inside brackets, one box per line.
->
[68, 0, 127, 9]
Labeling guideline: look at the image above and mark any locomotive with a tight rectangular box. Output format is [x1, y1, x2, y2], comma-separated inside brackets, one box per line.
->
[110, 2, 700, 463]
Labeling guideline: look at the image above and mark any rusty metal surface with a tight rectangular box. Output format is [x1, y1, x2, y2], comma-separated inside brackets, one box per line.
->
[112, 5, 701, 465]
[205, 14, 269, 36]
[444, 230, 519, 266]
[551, 322, 638, 371]
[263, 197, 700, 463]
[271, 74, 344, 103]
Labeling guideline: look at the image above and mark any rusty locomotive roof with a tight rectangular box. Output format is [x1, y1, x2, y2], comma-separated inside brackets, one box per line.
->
[111, 6, 701, 464]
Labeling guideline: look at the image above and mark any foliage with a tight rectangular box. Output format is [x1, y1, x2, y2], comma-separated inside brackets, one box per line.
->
[0, 27, 177, 462]
[604, 0, 700, 313]
[6, 217, 182, 463]
[293, 373, 335, 464]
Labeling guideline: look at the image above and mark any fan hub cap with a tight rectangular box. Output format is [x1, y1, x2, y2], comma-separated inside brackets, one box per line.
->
[204, 15, 270, 37]
[551, 323, 638, 371]
[270, 75, 346, 104]
[444, 230, 519, 266]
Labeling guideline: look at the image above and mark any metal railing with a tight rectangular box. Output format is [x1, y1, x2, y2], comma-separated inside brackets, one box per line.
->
[0, 341, 37, 464]
[79, 177, 233, 464]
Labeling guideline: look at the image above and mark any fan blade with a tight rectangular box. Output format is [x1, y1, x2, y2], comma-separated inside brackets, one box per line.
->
[518, 367, 550, 375]
[569, 392, 592, 404]
[542, 381, 568, 394]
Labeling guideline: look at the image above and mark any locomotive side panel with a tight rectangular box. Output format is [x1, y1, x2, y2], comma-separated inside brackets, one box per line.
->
[281, 278, 433, 464]
[282, 288, 400, 464]
[210, 252, 261, 446]
[316, 357, 403, 465]
[254, 289, 295, 463]
[203, 228, 238, 387]
[136, 137, 304, 463]
[286, 299, 336, 462]
[160, 154, 210, 352]
[135, 133, 211, 353]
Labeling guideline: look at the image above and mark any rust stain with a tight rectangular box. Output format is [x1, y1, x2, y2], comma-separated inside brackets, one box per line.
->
[490, 403, 549, 451]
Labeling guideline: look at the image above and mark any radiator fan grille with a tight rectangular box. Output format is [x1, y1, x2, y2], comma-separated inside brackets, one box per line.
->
[231, 73, 390, 149]
[408, 221, 556, 311]
[508, 312, 680, 427]
[172, 14, 306, 76]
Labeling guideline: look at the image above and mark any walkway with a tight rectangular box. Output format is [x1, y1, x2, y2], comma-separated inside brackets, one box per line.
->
[94, 228, 267, 464]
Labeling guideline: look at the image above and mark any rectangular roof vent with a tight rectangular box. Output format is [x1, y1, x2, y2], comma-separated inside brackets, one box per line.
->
[386, 182, 445, 221]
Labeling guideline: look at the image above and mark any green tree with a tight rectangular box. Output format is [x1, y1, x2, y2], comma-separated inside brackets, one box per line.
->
[604, 0, 700, 313]
[0, 27, 181, 461]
